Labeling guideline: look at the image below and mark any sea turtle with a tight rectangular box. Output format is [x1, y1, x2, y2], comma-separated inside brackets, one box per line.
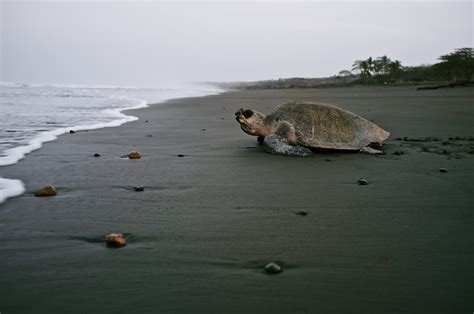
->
[235, 102, 390, 156]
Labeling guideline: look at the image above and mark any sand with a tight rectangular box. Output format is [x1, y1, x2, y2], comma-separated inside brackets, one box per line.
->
[0, 86, 473, 313]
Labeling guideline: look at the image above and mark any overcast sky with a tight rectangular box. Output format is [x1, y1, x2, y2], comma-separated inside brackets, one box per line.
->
[1, 0, 472, 87]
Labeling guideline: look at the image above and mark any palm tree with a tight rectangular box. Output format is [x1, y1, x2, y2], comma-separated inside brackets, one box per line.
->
[389, 60, 402, 75]
[376, 55, 391, 75]
[338, 70, 352, 77]
[352, 60, 371, 78]
[366, 57, 375, 76]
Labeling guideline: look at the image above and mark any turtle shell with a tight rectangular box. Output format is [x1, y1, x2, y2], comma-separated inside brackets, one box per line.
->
[270, 102, 390, 150]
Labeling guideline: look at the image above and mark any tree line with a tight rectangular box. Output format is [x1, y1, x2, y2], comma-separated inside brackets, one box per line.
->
[219, 47, 474, 90]
[339, 47, 473, 84]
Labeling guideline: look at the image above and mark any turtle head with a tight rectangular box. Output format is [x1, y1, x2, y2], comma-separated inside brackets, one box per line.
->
[235, 108, 272, 137]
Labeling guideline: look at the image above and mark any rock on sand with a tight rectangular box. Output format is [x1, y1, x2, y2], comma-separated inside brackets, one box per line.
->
[105, 233, 126, 247]
[264, 262, 283, 274]
[128, 151, 142, 159]
[35, 185, 57, 197]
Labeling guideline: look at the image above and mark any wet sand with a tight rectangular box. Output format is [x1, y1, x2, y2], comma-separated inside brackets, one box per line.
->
[0, 86, 473, 313]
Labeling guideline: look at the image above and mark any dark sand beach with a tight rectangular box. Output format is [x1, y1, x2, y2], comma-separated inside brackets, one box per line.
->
[0, 86, 473, 313]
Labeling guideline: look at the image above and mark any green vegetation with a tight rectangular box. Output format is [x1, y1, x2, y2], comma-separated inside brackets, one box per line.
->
[346, 47, 473, 84]
[222, 48, 473, 90]
[349, 55, 403, 83]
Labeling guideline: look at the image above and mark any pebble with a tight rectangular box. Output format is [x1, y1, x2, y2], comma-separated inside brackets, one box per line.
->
[134, 185, 145, 192]
[94, 153, 101, 157]
[69, 130, 76, 134]
[295, 211, 308, 216]
[393, 150, 404, 156]
[177, 154, 185, 157]
[358, 178, 369, 185]
[264, 262, 283, 274]
[105, 233, 126, 248]
[128, 151, 142, 159]
[439, 168, 448, 173]
[35, 185, 57, 197]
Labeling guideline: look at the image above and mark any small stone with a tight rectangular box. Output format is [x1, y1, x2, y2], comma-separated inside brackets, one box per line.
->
[201, 128, 207, 131]
[393, 150, 404, 156]
[35, 185, 57, 197]
[128, 151, 141, 159]
[146, 134, 152, 137]
[439, 168, 448, 173]
[94, 153, 101, 157]
[264, 262, 283, 274]
[145, 120, 149, 123]
[134, 185, 145, 192]
[177, 154, 185, 157]
[358, 178, 369, 185]
[105, 233, 126, 248]
[295, 211, 308, 216]
[69, 130, 76, 134]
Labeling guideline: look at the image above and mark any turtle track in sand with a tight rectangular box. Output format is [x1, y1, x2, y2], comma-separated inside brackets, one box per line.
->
[388, 136, 474, 159]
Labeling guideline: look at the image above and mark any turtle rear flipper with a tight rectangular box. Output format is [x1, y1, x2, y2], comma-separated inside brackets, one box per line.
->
[360, 146, 384, 155]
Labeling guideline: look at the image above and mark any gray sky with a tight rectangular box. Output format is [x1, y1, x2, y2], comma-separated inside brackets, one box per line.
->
[1, 0, 472, 87]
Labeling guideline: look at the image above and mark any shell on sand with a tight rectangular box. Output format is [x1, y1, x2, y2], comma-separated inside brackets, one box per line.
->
[269, 102, 390, 150]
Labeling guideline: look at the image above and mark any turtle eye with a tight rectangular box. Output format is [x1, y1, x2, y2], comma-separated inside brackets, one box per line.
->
[243, 109, 254, 118]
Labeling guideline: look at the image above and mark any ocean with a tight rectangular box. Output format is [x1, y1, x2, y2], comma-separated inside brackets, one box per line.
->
[0, 82, 222, 203]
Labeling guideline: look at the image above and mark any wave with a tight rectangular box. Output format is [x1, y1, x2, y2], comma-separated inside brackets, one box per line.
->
[0, 81, 143, 89]
[0, 98, 148, 166]
[0, 98, 147, 205]
[0, 178, 25, 204]
[0, 83, 225, 205]
[0, 80, 222, 91]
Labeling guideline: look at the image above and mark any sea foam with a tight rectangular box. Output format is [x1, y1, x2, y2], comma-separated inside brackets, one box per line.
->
[0, 178, 25, 204]
[0, 98, 147, 167]
[0, 82, 223, 204]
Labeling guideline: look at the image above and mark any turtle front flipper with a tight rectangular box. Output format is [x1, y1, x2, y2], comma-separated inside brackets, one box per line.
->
[263, 134, 313, 157]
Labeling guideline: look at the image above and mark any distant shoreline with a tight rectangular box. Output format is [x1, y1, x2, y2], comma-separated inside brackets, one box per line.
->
[216, 78, 474, 91]
[216, 47, 474, 91]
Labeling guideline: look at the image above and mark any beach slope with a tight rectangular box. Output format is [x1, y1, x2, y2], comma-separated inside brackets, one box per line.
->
[0, 86, 472, 314]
